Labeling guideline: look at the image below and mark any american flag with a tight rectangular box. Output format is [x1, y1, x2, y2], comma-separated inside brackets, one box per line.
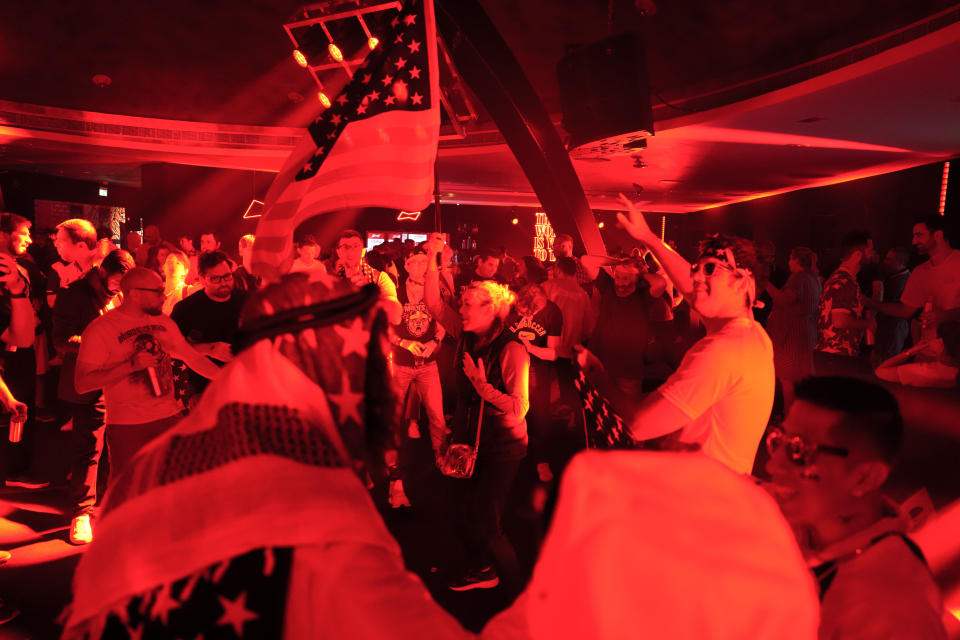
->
[575, 367, 637, 449]
[252, 0, 439, 278]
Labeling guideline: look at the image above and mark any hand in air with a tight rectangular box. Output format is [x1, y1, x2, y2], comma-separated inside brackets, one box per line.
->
[425, 232, 445, 257]
[616, 193, 655, 243]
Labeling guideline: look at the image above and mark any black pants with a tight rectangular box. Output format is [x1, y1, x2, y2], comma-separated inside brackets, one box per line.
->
[1, 347, 37, 478]
[449, 456, 522, 589]
[66, 399, 107, 516]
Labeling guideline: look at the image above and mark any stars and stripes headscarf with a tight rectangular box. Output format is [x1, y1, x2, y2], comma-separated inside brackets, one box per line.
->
[63, 272, 401, 639]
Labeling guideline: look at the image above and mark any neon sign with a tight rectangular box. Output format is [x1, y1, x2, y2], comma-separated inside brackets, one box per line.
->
[533, 211, 556, 262]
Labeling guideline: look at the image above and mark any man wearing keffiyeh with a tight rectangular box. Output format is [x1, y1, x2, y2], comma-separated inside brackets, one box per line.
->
[61, 271, 467, 640]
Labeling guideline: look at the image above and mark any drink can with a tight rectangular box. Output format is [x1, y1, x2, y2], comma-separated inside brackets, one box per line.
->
[9, 414, 24, 443]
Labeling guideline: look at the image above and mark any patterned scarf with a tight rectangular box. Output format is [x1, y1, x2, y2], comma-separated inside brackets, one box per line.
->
[63, 274, 400, 639]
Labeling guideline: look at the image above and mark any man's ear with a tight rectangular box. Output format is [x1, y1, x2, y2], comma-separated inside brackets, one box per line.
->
[933, 230, 945, 244]
[849, 460, 890, 497]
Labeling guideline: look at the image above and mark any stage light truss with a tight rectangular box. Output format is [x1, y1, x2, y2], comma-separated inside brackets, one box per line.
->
[284, 1, 477, 139]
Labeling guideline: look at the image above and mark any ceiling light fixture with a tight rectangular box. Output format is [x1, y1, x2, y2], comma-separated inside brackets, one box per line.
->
[293, 49, 309, 67]
[328, 43, 344, 62]
[939, 161, 950, 216]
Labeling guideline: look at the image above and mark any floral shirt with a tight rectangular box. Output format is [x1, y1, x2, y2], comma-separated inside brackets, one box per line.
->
[816, 268, 863, 356]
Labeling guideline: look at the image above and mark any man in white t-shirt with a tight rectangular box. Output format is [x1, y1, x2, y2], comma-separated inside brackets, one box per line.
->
[74, 268, 221, 543]
[578, 195, 774, 474]
[867, 216, 960, 352]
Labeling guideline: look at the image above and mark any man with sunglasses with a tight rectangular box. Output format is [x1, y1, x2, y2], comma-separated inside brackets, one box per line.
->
[171, 251, 247, 405]
[577, 194, 773, 473]
[75, 268, 221, 541]
[764, 376, 947, 638]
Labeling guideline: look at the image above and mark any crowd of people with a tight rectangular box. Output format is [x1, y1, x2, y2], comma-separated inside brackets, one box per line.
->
[0, 206, 956, 637]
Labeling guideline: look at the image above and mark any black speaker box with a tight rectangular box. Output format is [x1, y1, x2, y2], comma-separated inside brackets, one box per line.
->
[557, 32, 654, 150]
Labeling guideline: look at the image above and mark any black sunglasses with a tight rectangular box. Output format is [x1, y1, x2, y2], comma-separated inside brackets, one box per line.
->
[690, 261, 734, 277]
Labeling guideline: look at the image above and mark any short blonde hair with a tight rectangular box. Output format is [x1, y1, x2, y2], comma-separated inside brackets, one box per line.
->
[463, 280, 516, 320]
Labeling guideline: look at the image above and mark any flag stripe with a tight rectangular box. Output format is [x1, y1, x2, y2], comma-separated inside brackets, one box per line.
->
[252, 0, 439, 280]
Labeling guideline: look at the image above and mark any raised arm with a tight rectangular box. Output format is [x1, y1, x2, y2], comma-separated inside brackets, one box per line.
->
[424, 233, 462, 337]
[615, 194, 694, 301]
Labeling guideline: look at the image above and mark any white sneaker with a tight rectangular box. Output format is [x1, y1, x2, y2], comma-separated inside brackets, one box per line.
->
[69, 514, 93, 545]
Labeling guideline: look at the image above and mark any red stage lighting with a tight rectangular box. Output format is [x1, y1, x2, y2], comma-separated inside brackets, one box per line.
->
[318, 92, 332, 108]
[328, 43, 344, 62]
[293, 49, 308, 67]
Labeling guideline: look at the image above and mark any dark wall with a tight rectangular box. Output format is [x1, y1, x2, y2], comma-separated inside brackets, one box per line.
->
[672, 162, 951, 273]
[139, 164, 274, 255]
[0, 170, 143, 231]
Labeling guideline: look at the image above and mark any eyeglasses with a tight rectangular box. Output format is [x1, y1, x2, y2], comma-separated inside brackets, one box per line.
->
[690, 260, 735, 277]
[204, 273, 234, 284]
[133, 287, 165, 295]
[765, 426, 849, 467]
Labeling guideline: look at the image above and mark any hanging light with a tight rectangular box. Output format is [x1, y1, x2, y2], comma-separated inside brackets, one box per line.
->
[368, 36, 379, 50]
[318, 92, 332, 108]
[293, 49, 308, 67]
[328, 43, 343, 62]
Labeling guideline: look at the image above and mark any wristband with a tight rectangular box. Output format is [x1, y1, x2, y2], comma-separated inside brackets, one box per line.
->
[8, 291, 28, 299]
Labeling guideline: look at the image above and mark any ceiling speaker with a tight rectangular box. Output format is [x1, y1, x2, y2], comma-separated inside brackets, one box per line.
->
[557, 32, 654, 155]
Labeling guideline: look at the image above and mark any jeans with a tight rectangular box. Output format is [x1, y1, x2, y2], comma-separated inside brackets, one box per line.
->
[394, 361, 447, 454]
[66, 399, 107, 516]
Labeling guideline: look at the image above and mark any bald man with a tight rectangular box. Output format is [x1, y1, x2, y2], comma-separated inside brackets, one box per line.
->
[72, 268, 220, 543]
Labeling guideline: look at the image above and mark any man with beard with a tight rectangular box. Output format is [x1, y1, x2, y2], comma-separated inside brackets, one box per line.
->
[75, 268, 220, 538]
[53, 249, 135, 543]
[171, 251, 245, 405]
[578, 195, 773, 474]
[546, 234, 591, 290]
[866, 215, 960, 354]
[763, 377, 947, 638]
[581, 255, 666, 396]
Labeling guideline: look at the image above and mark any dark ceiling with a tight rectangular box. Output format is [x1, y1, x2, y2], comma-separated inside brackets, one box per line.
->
[1, 0, 953, 125]
[1, 0, 959, 213]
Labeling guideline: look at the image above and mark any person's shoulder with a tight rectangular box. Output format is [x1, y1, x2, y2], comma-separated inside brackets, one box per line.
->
[83, 307, 118, 333]
[944, 249, 960, 266]
[720, 318, 772, 349]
